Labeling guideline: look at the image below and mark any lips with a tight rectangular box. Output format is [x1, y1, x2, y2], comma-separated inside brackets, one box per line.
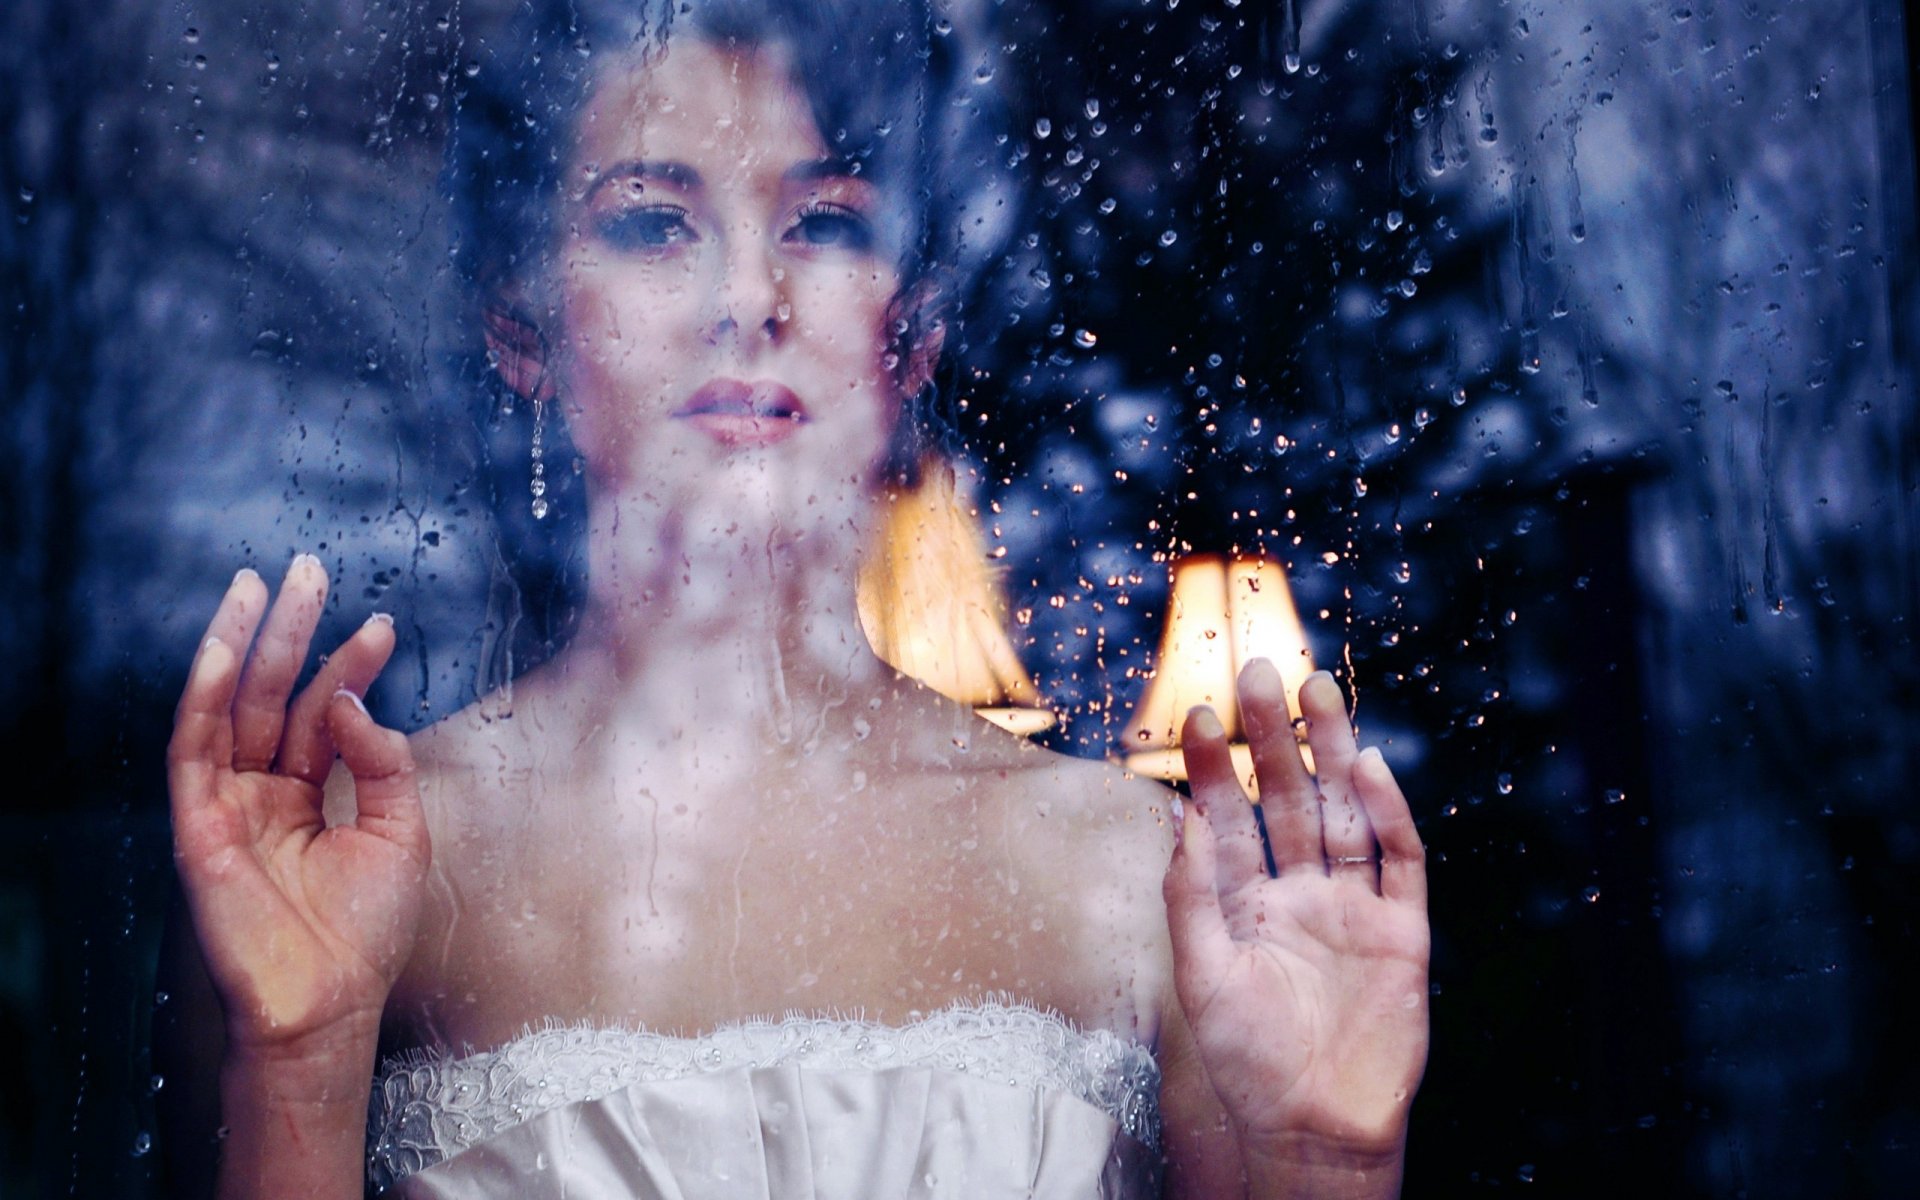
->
[673, 378, 810, 448]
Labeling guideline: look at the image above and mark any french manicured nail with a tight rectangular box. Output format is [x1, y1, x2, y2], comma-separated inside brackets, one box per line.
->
[1191, 706, 1226, 740]
[191, 636, 228, 684]
[1241, 656, 1284, 690]
[334, 688, 370, 715]
[365, 612, 395, 628]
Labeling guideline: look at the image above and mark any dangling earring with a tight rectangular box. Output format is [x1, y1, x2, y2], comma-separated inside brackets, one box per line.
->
[529, 395, 550, 520]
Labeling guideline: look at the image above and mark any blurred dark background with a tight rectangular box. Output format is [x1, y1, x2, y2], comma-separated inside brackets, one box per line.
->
[2, 0, 1915, 1196]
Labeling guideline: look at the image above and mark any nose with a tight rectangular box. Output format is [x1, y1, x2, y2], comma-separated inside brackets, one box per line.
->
[710, 229, 785, 346]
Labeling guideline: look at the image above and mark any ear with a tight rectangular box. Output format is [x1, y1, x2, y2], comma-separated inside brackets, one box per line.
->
[481, 296, 555, 403]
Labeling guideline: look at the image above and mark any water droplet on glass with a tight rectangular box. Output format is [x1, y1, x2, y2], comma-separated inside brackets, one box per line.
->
[1385, 210, 1405, 231]
[1283, 51, 1302, 74]
[1581, 886, 1602, 903]
[1497, 773, 1514, 795]
[531, 497, 550, 520]
[1034, 118, 1052, 139]
[1072, 329, 1097, 349]
[1158, 229, 1178, 247]
[131, 1133, 152, 1157]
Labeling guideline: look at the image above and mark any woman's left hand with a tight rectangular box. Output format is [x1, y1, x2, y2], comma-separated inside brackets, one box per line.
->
[1162, 660, 1429, 1171]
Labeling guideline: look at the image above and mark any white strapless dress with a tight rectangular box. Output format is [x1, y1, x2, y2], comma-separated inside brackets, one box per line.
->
[367, 1000, 1164, 1198]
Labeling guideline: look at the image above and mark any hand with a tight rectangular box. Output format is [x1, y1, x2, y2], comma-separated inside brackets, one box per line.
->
[1162, 661, 1429, 1164]
[167, 557, 429, 1056]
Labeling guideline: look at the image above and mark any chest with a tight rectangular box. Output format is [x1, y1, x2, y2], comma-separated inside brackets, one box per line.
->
[394, 764, 1106, 1047]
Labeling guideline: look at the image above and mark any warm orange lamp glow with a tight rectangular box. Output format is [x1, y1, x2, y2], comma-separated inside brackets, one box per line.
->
[856, 458, 1056, 735]
[1119, 554, 1317, 789]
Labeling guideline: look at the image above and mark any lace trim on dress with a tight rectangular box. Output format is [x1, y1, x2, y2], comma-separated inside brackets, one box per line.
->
[366, 998, 1164, 1192]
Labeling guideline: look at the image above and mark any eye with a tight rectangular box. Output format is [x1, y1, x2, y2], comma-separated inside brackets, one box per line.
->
[787, 202, 875, 252]
[595, 204, 696, 251]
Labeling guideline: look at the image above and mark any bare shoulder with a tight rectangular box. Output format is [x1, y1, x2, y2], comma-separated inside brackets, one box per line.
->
[981, 736, 1179, 1036]
[1006, 743, 1175, 863]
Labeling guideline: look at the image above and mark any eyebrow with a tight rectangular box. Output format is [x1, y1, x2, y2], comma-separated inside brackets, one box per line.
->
[584, 159, 700, 201]
[583, 156, 867, 202]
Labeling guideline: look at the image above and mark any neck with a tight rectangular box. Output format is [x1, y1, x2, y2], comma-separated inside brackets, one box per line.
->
[556, 489, 894, 747]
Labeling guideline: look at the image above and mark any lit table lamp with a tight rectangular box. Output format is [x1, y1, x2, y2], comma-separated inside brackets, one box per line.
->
[856, 458, 1056, 735]
[1119, 554, 1317, 790]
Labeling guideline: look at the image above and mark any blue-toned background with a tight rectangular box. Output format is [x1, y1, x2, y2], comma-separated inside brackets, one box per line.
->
[2, 1, 1914, 1195]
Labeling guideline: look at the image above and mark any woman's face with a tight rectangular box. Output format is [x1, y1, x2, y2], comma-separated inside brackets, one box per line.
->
[509, 39, 920, 557]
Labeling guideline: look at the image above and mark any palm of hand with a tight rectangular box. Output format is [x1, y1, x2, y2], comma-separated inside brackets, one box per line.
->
[1164, 663, 1430, 1155]
[169, 563, 428, 1050]
[1200, 867, 1431, 1147]
[189, 770, 422, 1035]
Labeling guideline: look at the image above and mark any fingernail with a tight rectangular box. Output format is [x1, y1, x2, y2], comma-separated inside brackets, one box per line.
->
[231, 567, 259, 586]
[334, 688, 369, 715]
[1191, 706, 1225, 740]
[290, 552, 323, 572]
[190, 636, 228, 684]
[1241, 656, 1283, 690]
[365, 611, 395, 628]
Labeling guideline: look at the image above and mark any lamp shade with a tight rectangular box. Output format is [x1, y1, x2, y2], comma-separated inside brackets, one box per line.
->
[856, 458, 1055, 734]
[1120, 554, 1316, 787]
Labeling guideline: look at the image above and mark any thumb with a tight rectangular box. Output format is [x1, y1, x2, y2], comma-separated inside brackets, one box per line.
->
[327, 690, 428, 859]
[1162, 799, 1236, 1022]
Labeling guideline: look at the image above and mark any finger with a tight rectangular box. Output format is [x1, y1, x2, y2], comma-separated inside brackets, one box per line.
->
[328, 690, 428, 860]
[277, 614, 397, 786]
[1162, 796, 1237, 1024]
[1238, 657, 1321, 875]
[166, 635, 242, 808]
[1300, 671, 1371, 881]
[1356, 747, 1426, 912]
[231, 555, 328, 772]
[174, 569, 269, 728]
[1181, 706, 1269, 887]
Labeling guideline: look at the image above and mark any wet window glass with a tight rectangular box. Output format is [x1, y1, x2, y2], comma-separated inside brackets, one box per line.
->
[3, 1, 1914, 1196]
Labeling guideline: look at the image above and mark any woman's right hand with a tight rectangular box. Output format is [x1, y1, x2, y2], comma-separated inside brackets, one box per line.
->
[167, 556, 429, 1057]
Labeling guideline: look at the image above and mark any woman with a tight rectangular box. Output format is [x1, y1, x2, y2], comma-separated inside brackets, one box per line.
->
[159, 2, 1430, 1196]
